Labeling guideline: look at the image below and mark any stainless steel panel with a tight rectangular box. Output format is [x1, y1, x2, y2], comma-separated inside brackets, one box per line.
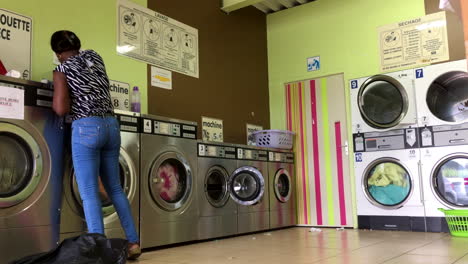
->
[269, 210, 296, 229]
[235, 159, 269, 213]
[268, 162, 295, 212]
[434, 129, 468, 146]
[198, 215, 237, 240]
[237, 210, 270, 234]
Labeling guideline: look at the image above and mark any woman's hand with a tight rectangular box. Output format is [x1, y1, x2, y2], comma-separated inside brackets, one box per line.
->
[52, 71, 70, 116]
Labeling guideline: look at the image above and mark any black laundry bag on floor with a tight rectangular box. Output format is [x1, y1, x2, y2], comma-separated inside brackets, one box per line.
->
[10, 233, 128, 264]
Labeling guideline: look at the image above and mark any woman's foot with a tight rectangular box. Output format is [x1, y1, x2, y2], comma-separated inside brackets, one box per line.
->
[128, 242, 141, 260]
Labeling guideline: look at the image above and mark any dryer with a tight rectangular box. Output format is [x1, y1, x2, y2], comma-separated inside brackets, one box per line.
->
[414, 59, 468, 127]
[197, 141, 238, 240]
[419, 123, 468, 232]
[268, 149, 296, 229]
[354, 128, 425, 232]
[60, 110, 140, 240]
[140, 114, 198, 248]
[233, 145, 269, 234]
[350, 69, 417, 133]
[0, 76, 65, 263]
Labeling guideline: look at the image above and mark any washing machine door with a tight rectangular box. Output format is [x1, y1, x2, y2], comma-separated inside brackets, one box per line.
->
[274, 168, 292, 203]
[0, 123, 43, 208]
[363, 158, 413, 209]
[426, 71, 468, 123]
[149, 152, 192, 211]
[70, 148, 135, 217]
[205, 166, 230, 208]
[358, 75, 408, 129]
[229, 166, 265, 206]
[432, 154, 468, 208]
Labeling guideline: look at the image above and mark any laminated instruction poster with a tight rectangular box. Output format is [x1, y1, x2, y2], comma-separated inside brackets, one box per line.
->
[117, 0, 199, 78]
[378, 11, 449, 72]
[202, 117, 223, 143]
[0, 9, 32, 79]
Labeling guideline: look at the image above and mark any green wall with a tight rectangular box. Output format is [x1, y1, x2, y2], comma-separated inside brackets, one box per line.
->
[267, 0, 425, 129]
[0, 0, 148, 113]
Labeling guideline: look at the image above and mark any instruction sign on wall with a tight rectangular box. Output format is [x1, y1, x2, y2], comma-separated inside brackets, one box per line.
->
[151, 66, 172, 90]
[378, 11, 449, 72]
[246, 123, 263, 145]
[117, 0, 199, 78]
[202, 116, 223, 142]
[0, 86, 24, 120]
[0, 9, 32, 79]
[109, 80, 130, 111]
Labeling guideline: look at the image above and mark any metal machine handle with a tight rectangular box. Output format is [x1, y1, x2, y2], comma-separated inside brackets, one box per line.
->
[341, 141, 349, 156]
[449, 139, 465, 144]
[417, 160, 424, 204]
[378, 145, 391, 149]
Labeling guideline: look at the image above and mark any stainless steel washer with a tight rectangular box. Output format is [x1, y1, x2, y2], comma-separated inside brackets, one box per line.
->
[0, 76, 65, 263]
[232, 145, 269, 234]
[197, 141, 238, 240]
[59, 110, 140, 240]
[140, 114, 198, 248]
[268, 149, 296, 229]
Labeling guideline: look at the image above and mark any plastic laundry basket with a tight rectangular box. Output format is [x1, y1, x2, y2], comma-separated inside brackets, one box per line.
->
[251, 130, 295, 149]
[438, 208, 468, 237]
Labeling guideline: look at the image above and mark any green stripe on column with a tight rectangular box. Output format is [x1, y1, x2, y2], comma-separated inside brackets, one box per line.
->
[320, 77, 335, 226]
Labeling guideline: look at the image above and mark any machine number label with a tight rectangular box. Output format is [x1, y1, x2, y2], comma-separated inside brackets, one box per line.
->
[350, 80, 358, 89]
[143, 119, 152, 133]
[409, 149, 416, 159]
[237, 148, 243, 159]
[355, 153, 362, 162]
[198, 144, 206, 156]
[269, 152, 274, 161]
[415, 68, 424, 79]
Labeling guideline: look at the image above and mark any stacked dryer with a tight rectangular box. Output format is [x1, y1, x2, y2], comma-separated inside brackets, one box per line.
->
[350, 70, 425, 231]
[414, 59, 468, 232]
[0, 76, 65, 262]
[60, 110, 140, 240]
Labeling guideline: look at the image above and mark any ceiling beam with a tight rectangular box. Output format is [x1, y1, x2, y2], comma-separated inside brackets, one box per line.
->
[253, 3, 271, 13]
[221, 0, 265, 13]
[296, 0, 308, 4]
[277, 0, 295, 8]
[263, 0, 283, 11]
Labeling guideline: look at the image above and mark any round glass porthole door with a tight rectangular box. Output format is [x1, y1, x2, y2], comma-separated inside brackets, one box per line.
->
[0, 123, 43, 208]
[274, 169, 291, 203]
[71, 152, 132, 217]
[229, 166, 264, 206]
[432, 154, 468, 207]
[426, 71, 468, 123]
[363, 158, 412, 208]
[358, 75, 408, 129]
[205, 166, 229, 208]
[149, 152, 192, 211]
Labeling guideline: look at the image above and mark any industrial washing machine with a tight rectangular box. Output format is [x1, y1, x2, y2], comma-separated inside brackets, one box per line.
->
[414, 59, 468, 128]
[232, 145, 269, 234]
[268, 149, 296, 229]
[60, 110, 140, 240]
[0, 76, 65, 263]
[419, 123, 468, 232]
[140, 114, 198, 248]
[349, 69, 417, 133]
[354, 128, 426, 231]
[197, 141, 238, 240]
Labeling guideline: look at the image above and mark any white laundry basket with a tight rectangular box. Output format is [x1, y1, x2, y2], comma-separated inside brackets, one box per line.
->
[251, 130, 295, 149]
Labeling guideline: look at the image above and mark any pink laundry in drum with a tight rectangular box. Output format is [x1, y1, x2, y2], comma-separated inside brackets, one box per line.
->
[157, 163, 180, 202]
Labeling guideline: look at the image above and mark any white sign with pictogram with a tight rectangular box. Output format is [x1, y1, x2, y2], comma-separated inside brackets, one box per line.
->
[0, 86, 24, 120]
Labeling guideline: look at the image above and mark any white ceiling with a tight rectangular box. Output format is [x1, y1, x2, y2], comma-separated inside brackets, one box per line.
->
[253, 0, 314, 13]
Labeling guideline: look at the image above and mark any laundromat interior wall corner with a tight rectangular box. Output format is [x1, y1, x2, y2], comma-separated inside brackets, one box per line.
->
[267, 0, 426, 226]
[0, 0, 149, 114]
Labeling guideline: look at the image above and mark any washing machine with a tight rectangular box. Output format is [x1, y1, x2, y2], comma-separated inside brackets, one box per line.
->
[419, 123, 468, 232]
[268, 149, 296, 229]
[354, 128, 426, 231]
[232, 145, 269, 234]
[140, 114, 198, 248]
[197, 141, 238, 240]
[414, 59, 468, 127]
[350, 69, 417, 133]
[0, 76, 65, 263]
[60, 110, 140, 241]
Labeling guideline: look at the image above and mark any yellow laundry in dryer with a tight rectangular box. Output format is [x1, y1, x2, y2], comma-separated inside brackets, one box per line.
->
[368, 163, 408, 187]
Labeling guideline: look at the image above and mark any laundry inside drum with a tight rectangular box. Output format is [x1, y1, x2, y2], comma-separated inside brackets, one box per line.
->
[361, 80, 404, 126]
[426, 71, 468, 122]
[366, 162, 411, 206]
[155, 159, 187, 203]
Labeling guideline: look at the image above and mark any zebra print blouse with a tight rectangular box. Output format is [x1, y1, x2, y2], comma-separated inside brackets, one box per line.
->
[54, 50, 113, 121]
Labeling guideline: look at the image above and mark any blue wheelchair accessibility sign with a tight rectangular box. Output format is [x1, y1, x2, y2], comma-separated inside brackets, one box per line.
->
[355, 153, 362, 162]
[307, 56, 320, 72]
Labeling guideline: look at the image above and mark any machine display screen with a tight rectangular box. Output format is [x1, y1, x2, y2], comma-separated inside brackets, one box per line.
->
[159, 122, 170, 135]
[366, 139, 377, 149]
[245, 150, 253, 159]
[207, 146, 217, 156]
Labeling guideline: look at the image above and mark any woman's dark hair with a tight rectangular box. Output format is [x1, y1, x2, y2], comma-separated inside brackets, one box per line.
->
[50, 30, 81, 53]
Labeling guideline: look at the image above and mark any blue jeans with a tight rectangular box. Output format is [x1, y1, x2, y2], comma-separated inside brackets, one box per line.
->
[71, 116, 139, 243]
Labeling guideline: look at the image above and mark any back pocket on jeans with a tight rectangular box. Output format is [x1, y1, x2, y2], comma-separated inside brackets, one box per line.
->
[78, 126, 99, 148]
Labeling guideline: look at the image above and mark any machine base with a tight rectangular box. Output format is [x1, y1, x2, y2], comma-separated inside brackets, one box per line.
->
[269, 210, 296, 229]
[198, 215, 237, 240]
[358, 216, 426, 232]
[238, 211, 269, 234]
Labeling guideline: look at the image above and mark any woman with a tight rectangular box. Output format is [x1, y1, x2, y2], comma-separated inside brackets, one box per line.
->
[51, 30, 141, 260]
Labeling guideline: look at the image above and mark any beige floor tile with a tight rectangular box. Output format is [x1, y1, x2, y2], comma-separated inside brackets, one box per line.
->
[453, 254, 468, 264]
[382, 254, 455, 264]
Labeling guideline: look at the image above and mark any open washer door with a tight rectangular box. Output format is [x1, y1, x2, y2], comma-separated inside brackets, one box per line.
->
[149, 152, 192, 212]
[273, 168, 292, 203]
[205, 166, 230, 208]
[229, 166, 264, 206]
[363, 158, 413, 209]
[432, 154, 468, 208]
[358, 75, 408, 129]
[0, 123, 44, 209]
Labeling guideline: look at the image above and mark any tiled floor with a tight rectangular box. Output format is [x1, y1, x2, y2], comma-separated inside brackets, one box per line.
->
[134, 227, 468, 264]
